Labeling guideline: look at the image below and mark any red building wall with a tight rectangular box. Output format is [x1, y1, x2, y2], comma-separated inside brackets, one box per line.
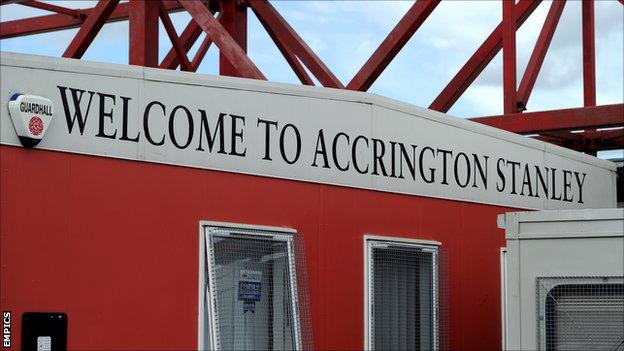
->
[0, 145, 515, 350]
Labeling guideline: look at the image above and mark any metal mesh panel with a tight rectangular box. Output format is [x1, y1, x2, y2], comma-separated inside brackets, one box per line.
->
[291, 231, 314, 351]
[205, 227, 312, 350]
[536, 276, 624, 351]
[368, 241, 448, 351]
[437, 247, 450, 351]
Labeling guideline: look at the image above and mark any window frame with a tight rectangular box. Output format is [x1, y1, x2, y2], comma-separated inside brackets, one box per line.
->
[500, 247, 508, 351]
[363, 235, 441, 351]
[198, 221, 301, 351]
[536, 276, 624, 351]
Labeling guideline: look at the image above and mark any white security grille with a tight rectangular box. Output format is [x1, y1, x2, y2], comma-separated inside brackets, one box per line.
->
[366, 238, 448, 351]
[204, 226, 312, 350]
[536, 277, 624, 351]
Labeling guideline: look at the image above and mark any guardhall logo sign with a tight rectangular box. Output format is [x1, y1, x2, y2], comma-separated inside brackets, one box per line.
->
[7, 93, 54, 147]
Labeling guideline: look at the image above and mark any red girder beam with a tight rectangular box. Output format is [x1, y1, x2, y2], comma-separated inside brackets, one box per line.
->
[502, 0, 517, 114]
[595, 133, 624, 151]
[593, 129, 624, 151]
[250, 1, 313, 85]
[220, 0, 247, 77]
[470, 104, 624, 134]
[571, 129, 624, 142]
[533, 134, 581, 150]
[21, 1, 85, 18]
[534, 136, 595, 152]
[262, 22, 314, 85]
[429, 0, 541, 113]
[587, 129, 624, 150]
[538, 131, 590, 153]
[180, 0, 265, 80]
[347, 0, 439, 91]
[249, 0, 343, 88]
[543, 130, 585, 141]
[160, 13, 223, 71]
[160, 20, 202, 70]
[535, 129, 624, 152]
[0, 1, 184, 39]
[600, 129, 624, 141]
[582, 0, 596, 107]
[159, 1, 192, 71]
[191, 34, 214, 72]
[517, 0, 566, 110]
[62, 0, 120, 59]
[129, 0, 159, 67]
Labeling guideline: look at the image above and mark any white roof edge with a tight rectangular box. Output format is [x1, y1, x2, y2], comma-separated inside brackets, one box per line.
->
[512, 208, 624, 223]
[503, 208, 624, 240]
[1, 51, 617, 171]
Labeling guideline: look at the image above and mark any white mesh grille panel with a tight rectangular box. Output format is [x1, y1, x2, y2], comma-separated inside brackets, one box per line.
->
[536, 277, 624, 351]
[205, 227, 312, 350]
[367, 240, 448, 351]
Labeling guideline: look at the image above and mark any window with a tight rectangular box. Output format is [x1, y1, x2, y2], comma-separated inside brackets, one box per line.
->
[365, 236, 442, 350]
[537, 277, 624, 351]
[200, 223, 311, 350]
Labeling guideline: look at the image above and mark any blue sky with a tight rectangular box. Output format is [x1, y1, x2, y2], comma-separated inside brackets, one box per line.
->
[1, 1, 623, 158]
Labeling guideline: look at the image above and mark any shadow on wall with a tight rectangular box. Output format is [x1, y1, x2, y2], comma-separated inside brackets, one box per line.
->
[614, 158, 624, 207]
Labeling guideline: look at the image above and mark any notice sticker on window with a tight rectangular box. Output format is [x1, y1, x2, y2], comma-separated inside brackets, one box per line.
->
[238, 269, 262, 302]
[238, 269, 263, 313]
[243, 301, 256, 314]
[37, 336, 51, 351]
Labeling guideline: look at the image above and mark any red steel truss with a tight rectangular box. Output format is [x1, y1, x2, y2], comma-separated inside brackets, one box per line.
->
[1, 0, 623, 154]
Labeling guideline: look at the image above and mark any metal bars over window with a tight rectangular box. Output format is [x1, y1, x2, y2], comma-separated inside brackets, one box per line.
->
[365, 237, 448, 351]
[203, 225, 312, 350]
[536, 276, 624, 351]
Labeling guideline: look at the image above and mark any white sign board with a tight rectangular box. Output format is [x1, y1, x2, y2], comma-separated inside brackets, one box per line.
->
[0, 52, 616, 210]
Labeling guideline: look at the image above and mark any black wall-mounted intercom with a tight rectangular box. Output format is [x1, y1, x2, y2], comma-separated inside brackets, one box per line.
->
[21, 312, 67, 351]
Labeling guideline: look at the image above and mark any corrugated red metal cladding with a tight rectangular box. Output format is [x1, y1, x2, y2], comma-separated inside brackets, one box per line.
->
[0, 145, 514, 350]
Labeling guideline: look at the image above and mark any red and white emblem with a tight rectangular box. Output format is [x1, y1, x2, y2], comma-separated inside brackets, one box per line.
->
[28, 116, 44, 136]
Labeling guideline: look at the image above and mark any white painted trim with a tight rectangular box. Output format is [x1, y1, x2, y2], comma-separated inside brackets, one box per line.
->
[515, 208, 624, 223]
[198, 222, 207, 350]
[198, 222, 293, 349]
[513, 232, 624, 240]
[204, 230, 219, 350]
[363, 235, 441, 350]
[199, 220, 296, 234]
[199, 222, 301, 350]
[364, 234, 441, 247]
[363, 237, 371, 351]
[286, 239, 303, 350]
[503, 209, 624, 240]
[500, 247, 508, 351]
[431, 248, 439, 351]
